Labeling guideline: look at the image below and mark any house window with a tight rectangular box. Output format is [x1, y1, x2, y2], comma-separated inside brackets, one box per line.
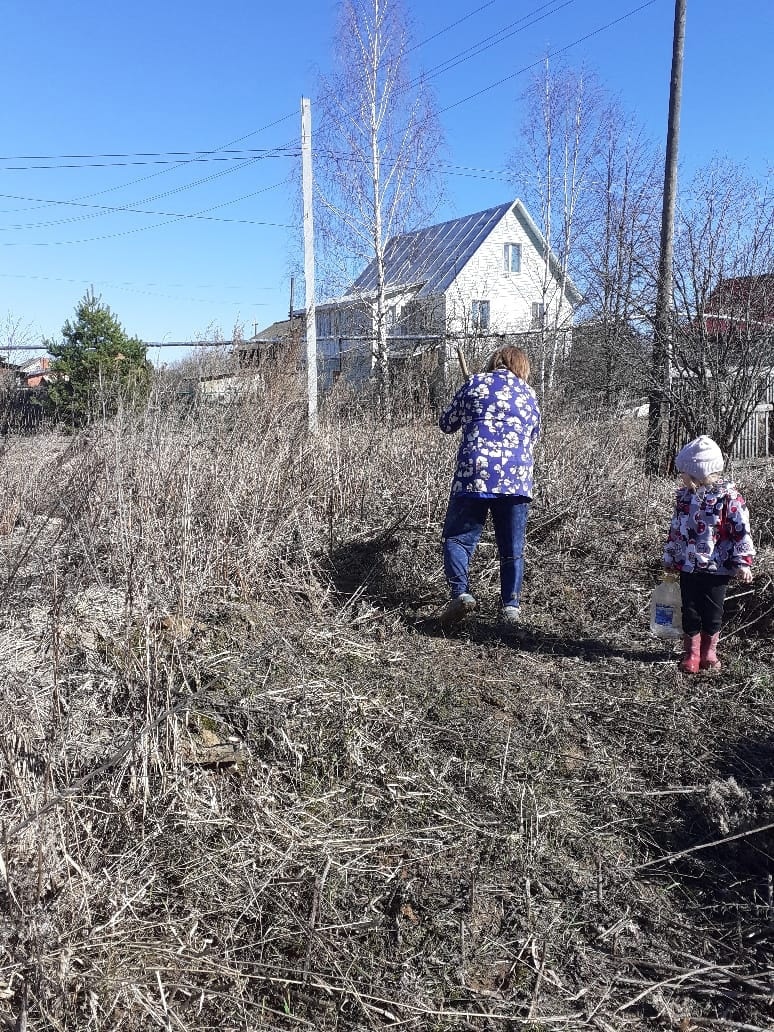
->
[504, 242, 522, 274]
[471, 300, 490, 331]
[531, 302, 545, 329]
[403, 300, 432, 335]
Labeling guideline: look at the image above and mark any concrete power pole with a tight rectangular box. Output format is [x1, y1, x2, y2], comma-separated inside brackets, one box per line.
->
[301, 97, 318, 435]
[646, 0, 687, 474]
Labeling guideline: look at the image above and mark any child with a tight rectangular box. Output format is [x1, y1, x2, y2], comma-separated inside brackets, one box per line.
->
[663, 435, 755, 673]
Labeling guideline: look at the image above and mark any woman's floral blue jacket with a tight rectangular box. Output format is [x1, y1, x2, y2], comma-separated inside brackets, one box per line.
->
[439, 369, 541, 499]
[663, 479, 756, 574]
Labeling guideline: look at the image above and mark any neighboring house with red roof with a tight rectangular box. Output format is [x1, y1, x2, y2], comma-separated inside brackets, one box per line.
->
[674, 272, 774, 461]
[17, 356, 59, 388]
[702, 273, 774, 337]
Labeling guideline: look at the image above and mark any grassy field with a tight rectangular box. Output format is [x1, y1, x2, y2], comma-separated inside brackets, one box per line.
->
[1, 378, 772, 1031]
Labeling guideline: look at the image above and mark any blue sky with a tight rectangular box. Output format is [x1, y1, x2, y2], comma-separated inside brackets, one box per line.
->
[2, 0, 772, 365]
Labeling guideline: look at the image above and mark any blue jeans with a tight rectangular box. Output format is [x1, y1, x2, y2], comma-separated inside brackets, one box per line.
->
[442, 495, 530, 606]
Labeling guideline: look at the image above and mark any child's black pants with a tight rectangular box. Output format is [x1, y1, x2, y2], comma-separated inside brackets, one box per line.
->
[680, 570, 730, 635]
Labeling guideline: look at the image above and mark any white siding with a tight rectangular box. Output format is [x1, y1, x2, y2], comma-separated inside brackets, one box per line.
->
[313, 201, 577, 390]
[316, 285, 444, 371]
[442, 207, 569, 334]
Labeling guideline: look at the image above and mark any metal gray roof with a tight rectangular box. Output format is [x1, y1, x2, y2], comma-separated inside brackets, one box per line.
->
[349, 201, 514, 298]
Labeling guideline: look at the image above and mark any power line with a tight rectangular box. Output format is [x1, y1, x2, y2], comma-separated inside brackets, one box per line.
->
[0, 147, 297, 162]
[0, 148, 299, 171]
[0, 1, 658, 252]
[61, 113, 298, 207]
[2, 340, 239, 352]
[0, 215, 293, 246]
[1, 2, 502, 173]
[201, 113, 297, 152]
[314, 153, 512, 179]
[0, 2, 570, 177]
[0, 115, 299, 230]
[438, 0, 658, 115]
[0, 200, 294, 248]
[0, 147, 298, 231]
[0, 158, 509, 242]
[0, 177, 294, 233]
[312, 0, 657, 194]
[143, 340, 247, 348]
[4, 3, 653, 182]
[408, 0, 499, 53]
[0, 271, 275, 293]
[412, 0, 580, 89]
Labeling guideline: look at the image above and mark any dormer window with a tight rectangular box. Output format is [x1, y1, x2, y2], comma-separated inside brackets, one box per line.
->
[504, 242, 522, 274]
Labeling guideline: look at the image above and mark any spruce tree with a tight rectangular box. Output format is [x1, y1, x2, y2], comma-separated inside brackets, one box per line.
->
[47, 290, 150, 427]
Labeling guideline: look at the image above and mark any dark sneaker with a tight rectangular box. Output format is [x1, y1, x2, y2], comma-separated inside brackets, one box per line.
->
[440, 592, 477, 631]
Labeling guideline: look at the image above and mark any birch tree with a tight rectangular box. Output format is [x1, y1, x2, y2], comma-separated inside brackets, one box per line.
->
[573, 110, 661, 403]
[512, 59, 605, 396]
[1, 313, 37, 360]
[1, 314, 39, 425]
[315, 0, 443, 413]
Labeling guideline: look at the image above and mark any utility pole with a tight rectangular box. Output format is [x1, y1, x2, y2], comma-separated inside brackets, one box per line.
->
[646, 0, 687, 473]
[301, 97, 318, 435]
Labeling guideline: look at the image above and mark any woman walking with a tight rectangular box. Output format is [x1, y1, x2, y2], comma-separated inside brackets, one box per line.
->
[438, 345, 540, 631]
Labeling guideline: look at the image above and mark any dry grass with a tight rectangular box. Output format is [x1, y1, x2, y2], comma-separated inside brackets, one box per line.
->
[0, 377, 772, 1032]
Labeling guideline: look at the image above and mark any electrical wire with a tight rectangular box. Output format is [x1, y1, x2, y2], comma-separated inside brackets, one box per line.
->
[310, 0, 657, 201]
[0, 208, 294, 247]
[0, 177, 294, 233]
[407, 0, 499, 53]
[0, 0, 663, 345]
[0, 147, 299, 171]
[0, 270, 275, 294]
[410, 0, 580, 90]
[56, 113, 298, 211]
[0, 1, 658, 251]
[0, 1, 571, 176]
[0, 171, 296, 247]
[0, 156, 507, 240]
[437, 0, 658, 115]
[313, 154, 511, 179]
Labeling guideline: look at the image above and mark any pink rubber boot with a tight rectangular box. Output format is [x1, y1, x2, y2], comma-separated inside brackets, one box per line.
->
[700, 632, 721, 672]
[680, 633, 701, 674]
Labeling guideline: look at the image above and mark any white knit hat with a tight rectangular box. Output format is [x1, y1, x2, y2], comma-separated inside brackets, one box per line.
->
[675, 435, 724, 480]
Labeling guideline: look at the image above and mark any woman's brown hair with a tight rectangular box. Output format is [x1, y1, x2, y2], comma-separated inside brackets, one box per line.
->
[486, 345, 530, 382]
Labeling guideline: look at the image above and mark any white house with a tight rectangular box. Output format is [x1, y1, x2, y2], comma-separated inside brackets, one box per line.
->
[313, 199, 582, 387]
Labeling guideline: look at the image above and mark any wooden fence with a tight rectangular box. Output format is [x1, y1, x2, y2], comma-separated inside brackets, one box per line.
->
[667, 373, 774, 463]
[0, 389, 56, 434]
[733, 376, 774, 460]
